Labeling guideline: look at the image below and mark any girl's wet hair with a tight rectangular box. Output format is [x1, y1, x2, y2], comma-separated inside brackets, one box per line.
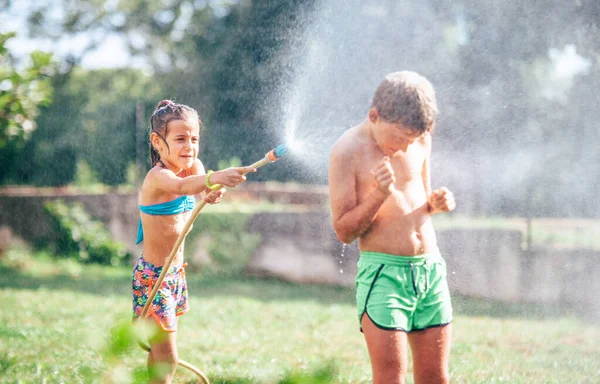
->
[149, 100, 202, 167]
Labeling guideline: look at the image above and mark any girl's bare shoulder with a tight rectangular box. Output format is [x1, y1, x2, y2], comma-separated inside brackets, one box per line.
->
[140, 166, 176, 201]
[182, 158, 205, 177]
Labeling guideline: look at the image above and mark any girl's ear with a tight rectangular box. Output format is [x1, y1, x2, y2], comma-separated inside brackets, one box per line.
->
[150, 132, 163, 153]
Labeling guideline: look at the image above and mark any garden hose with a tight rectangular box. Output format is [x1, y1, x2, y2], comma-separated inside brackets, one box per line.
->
[138, 144, 289, 384]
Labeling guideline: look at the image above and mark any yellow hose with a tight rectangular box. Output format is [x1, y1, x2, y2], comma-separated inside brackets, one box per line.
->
[138, 152, 281, 384]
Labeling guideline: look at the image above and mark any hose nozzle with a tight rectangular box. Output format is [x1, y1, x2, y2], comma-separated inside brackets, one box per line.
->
[266, 144, 289, 162]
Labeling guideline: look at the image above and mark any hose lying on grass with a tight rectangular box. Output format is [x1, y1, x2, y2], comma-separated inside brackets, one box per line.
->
[137, 145, 289, 384]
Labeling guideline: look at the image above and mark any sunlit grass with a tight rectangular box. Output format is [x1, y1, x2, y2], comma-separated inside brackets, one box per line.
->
[1, 252, 599, 383]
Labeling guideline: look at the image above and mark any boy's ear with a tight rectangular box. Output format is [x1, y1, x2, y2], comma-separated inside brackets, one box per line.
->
[368, 108, 380, 123]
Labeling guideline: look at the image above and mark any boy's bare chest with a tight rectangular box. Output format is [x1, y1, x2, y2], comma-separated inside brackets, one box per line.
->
[356, 147, 426, 188]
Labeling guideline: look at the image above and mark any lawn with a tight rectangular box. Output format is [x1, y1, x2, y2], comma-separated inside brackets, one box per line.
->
[1, 252, 599, 383]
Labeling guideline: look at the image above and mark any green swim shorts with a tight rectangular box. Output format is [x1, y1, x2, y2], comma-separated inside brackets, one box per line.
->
[356, 251, 453, 332]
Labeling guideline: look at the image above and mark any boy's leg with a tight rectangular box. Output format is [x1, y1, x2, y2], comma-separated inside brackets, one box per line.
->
[408, 324, 452, 384]
[361, 314, 409, 384]
[148, 327, 179, 384]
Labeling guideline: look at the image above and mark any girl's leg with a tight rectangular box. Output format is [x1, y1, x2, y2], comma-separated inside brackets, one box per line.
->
[408, 324, 452, 384]
[148, 327, 178, 384]
[361, 314, 409, 384]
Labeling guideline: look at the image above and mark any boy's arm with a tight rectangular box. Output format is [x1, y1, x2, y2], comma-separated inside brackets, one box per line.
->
[422, 134, 456, 214]
[328, 144, 390, 244]
[422, 134, 433, 204]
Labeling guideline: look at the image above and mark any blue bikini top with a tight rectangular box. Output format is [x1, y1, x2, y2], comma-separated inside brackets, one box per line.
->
[136, 195, 195, 244]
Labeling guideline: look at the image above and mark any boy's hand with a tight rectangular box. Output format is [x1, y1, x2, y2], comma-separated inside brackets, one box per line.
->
[213, 166, 257, 188]
[371, 156, 396, 195]
[204, 188, 226, 204]
[429, 187, 456, 214]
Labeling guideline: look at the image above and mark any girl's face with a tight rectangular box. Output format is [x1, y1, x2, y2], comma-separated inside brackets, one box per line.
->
[154, 119, 200, 173]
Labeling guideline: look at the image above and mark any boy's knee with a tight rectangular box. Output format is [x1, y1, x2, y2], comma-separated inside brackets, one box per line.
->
[373, 371, 407, 384]
[414, 368, 449, 384]
[372, 363, 408, 384]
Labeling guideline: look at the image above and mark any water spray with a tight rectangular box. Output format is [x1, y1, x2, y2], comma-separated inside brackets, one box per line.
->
[138, 144, 289, 384]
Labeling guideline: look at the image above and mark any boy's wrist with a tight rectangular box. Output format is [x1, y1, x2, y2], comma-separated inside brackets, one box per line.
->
[372, 187, 391, 200]
[428, 201, 439, 215]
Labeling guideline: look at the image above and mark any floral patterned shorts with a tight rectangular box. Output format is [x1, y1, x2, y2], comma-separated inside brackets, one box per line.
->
[132, 255, 189, 332]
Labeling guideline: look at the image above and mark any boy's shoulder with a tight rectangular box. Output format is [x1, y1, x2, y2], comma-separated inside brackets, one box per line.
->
[331, 124, 368, 158]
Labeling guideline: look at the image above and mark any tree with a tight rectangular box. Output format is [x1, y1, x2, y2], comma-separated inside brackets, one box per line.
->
[0, 32, 55, 149]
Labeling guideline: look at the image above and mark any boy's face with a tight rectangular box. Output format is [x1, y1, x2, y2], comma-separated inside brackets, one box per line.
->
[369, 108, 423, 155]
[153, 119, 200, 171]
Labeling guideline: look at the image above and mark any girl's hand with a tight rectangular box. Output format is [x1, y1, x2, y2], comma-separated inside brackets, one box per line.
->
[428, 187, 456, 214]
[204, 188, 226, 204]
[212, 166, 257, 188]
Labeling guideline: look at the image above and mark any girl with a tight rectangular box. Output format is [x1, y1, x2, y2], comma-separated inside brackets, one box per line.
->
[132, 100, 255, 383]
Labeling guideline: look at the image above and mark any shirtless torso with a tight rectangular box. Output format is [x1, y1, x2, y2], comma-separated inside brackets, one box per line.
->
[139, 165, 200, 267]
[329, 122, 438, 256]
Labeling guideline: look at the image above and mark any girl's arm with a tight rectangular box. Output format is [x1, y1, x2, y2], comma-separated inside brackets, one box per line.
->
[147, 163, 256, 196]
[185, 159, 208, 198]
[187, 158, 206, 177]
[188, 159, 227, 204]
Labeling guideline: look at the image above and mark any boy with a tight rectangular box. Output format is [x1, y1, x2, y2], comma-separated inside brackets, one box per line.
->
[328, 71, 456, 384]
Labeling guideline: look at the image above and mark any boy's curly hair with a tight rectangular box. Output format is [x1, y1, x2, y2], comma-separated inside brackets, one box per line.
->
[371, 71, 438, 134]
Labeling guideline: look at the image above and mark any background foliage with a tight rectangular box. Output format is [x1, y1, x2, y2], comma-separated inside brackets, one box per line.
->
[0, 32, 54, 149]
[44, 200, 133, 265]
[1, 0, 599, 218]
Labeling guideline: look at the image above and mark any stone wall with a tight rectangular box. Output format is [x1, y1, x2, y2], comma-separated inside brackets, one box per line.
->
[246, 212, 600, 320]
[437, 229, 524, 301]
[0, 192, 140, 253]
[0, 189, 598, 319]
[0, 183, 329, 255]
[246, 212, 356, 285]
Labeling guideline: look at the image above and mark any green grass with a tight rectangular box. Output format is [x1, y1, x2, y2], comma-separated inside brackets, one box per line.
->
[1, 252, 599, 383]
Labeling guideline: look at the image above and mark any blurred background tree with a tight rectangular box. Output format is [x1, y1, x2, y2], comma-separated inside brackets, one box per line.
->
[0, 31, 54, 150]
[0, 0, 598, 217]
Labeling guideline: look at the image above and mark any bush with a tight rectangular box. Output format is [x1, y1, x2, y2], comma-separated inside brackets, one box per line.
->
[43, 200, 132, 266]
[188, 210, 262, 276]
